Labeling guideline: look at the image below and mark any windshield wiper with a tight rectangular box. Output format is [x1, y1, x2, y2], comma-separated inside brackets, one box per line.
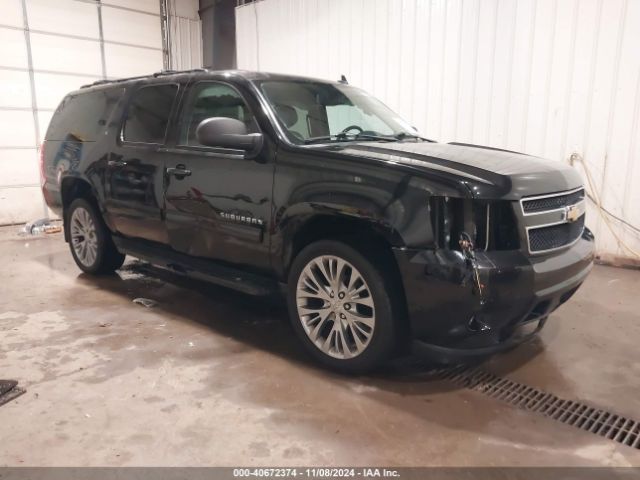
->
[304, 132, 395, 145]
[354, 133, 396, 142]
[304, 133, 347, 144]
[394, 132, 435, 142]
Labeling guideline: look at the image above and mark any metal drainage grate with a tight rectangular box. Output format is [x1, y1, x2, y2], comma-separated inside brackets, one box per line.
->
[439, 366, 640, 450]
[0, 380, 26, 407]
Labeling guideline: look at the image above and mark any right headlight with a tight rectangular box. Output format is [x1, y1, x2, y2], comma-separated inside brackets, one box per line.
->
[429, 197, 520, 251]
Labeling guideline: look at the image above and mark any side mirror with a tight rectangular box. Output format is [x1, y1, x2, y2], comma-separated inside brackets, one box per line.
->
[195, 117, 263, 153]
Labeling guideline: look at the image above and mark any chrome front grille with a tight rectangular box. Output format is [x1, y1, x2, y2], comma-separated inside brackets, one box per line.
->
[528, 215, 585, 252]
[521, 187, 586, 254]
[522, 188, 584, 214]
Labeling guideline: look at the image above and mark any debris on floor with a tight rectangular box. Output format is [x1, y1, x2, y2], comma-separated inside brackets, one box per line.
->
[0, 380, 26, 407]
[133, 297, 158, 308]
[19, 218, 62, 236]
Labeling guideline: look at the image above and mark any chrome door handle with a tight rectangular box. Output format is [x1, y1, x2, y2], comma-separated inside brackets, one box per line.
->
[166, 165, 192, 177]
[108, 159, 127, 167]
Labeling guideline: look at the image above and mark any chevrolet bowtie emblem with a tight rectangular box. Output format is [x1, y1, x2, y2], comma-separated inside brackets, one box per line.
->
[565, 204, 582, 223]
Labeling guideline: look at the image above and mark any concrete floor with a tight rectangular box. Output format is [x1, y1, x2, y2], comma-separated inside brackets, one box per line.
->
[1, 225, 639, 467]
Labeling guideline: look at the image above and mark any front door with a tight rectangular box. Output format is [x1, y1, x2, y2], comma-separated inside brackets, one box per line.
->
[104, 82, 180, 244]
[163, 81, 273, 271]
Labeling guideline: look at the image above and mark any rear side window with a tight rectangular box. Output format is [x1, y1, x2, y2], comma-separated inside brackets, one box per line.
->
[122, 84, 178, 144]
[46, 88, 124, 142]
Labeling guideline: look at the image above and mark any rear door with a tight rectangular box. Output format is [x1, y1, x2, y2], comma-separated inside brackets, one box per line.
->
[104, 82, 181, 244]
[163, 80, 274, 271]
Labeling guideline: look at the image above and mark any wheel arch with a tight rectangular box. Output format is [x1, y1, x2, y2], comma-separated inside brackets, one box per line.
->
[60, 176, 100, 242]
[284, 216, 413, 355]
[281, 212, 411, 342]
[283, 213, 403, 277]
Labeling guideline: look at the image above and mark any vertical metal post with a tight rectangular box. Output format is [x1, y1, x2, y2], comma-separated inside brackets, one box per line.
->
[159, 0, 172, 70]
[20, 0, 47, 218]
[97, 0, 108, 79]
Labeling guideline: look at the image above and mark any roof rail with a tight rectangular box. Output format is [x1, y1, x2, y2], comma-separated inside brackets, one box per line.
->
[81, 68, 209, 89]
[81, 74, 150, 89]
[152, 68, 208, 77]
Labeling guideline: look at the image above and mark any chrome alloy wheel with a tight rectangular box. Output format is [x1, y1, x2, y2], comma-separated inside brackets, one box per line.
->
[70, 207, 98, 267]
[296, 255, 375, 359]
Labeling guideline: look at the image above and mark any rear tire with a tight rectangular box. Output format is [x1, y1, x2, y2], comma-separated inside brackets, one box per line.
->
[287, 240, 400, 374]
[66, 198, 125, 274]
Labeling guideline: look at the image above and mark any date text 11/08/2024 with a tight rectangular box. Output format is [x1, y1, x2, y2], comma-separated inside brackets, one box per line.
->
[232, 468, 401, 478]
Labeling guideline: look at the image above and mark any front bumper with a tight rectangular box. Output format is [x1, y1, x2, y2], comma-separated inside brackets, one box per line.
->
[393, 228, 595, 359]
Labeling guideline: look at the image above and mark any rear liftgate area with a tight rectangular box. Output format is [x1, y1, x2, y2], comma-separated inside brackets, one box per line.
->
[439, 366, 640, 450]
[0, 380, 26, 407]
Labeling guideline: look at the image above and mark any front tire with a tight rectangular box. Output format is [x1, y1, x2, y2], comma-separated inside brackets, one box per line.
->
[287, 240, 400, 374]
[66, 198, 125, 274]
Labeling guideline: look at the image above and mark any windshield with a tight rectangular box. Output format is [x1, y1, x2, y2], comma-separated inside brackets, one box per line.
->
[258, 80, 419, 144]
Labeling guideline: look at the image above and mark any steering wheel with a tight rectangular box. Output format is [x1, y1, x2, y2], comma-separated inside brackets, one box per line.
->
[340, 125, 364, 135]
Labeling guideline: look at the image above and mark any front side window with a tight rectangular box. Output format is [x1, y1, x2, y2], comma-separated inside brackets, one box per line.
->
[178, 82, 259, 147]
[258, 80, 417, 144]
[122, 84, 178, 144]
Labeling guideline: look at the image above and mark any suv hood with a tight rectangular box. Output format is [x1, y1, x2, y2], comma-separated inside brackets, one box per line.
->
[336, 141, 583, 200]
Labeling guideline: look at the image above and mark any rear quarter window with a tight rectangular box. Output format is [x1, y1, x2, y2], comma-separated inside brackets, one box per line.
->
[122, 84, 179, 144]
[46, 88, 124, 142]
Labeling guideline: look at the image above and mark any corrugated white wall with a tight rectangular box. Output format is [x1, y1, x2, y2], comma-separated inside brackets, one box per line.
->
[0, 0, 202, 225]
[167, 0, 203, 70]
[236, 0, 640, 260]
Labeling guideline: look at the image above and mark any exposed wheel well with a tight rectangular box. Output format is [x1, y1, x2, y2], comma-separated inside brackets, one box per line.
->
[289, 215, 398, 262]
[61, 178, 94, 210]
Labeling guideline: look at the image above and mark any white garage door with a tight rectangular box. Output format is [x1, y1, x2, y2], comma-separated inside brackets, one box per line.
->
[0, 0, 201, 225]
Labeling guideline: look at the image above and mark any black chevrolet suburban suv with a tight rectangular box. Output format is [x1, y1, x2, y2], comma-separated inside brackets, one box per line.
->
[41, 69, 594, 373]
